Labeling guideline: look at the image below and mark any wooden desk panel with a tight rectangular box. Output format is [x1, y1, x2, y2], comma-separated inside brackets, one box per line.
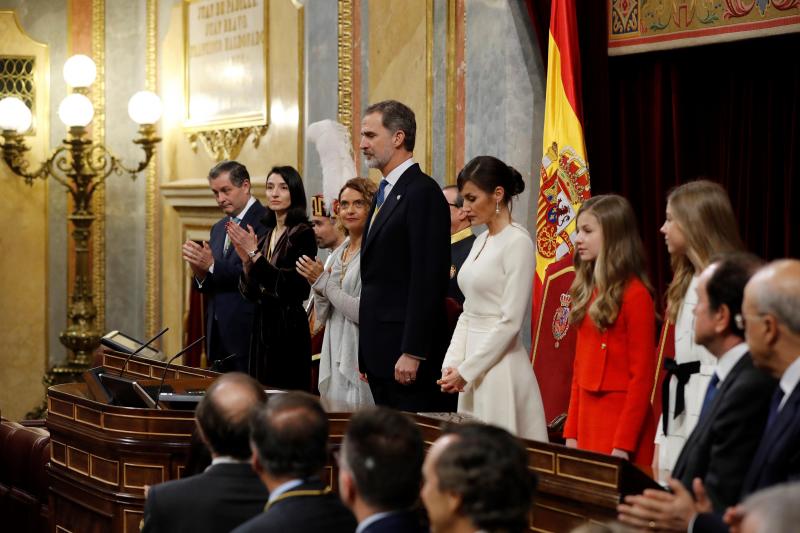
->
[47, 355, 659, 533]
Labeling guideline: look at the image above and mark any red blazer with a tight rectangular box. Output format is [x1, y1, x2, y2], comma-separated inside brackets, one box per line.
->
[564, 278, 656, 454]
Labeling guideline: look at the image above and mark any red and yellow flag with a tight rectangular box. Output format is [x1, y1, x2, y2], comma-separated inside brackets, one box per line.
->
[532, 0, 591, 322]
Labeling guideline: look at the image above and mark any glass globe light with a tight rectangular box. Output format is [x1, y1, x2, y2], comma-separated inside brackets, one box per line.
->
[127, 91, 163, 125]
[63, 54, 97, 88]
[0, 96, 33, 133]
[58, 93, 94, 127]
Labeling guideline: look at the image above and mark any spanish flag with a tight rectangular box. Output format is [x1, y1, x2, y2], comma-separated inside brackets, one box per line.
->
[532, 0, 591, 325]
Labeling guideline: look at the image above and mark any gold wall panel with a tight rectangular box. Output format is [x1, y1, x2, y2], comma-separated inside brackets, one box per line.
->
[367, 0, 431, 175]
[0, 11, 49, 421]
[159, 0, 304, 356]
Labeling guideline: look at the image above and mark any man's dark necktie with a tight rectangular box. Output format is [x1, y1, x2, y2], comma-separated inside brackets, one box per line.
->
[698, 373, 720, 422]
[375, 179, 389, 210]
[765, 387, 786, 430]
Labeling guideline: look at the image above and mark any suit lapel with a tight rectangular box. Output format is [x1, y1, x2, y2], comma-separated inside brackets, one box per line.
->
[364, 165, 415, 251]
[744, 384, 800, 491]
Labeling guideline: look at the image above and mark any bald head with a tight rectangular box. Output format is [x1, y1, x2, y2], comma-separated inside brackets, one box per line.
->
[743, 259, 800, 377]
[195, 372, 267, 458]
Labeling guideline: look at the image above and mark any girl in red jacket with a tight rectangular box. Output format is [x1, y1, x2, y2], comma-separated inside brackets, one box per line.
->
[563, 195, 657, 466]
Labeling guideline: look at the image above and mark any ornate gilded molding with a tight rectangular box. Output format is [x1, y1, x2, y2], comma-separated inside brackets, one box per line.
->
[187, 126, 269, 162]
[145, 0, 159, 338]
[91, 0, 106, 332]
[337, 0, 353, 131]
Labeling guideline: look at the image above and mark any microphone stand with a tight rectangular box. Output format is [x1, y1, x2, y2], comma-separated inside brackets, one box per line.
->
[209, 352, 238, 372]
[153, 336, 205, 410]
[118, 327, 170, 376]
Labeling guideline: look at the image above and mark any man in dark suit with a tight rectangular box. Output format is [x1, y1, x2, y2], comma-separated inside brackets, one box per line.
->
[142, 373, 269, 533]
[183, 160, 268, 371]
[337, 407, 428, 533]
[233, 392, 356, 533]
[617, 259, 800, 533]
[617, 254, 775, 529]
[358, 100, 451, 411]
[442, 185, 475, 306]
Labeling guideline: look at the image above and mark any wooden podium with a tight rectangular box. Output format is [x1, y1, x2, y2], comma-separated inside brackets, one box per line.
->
[46, 354, 660, 533]
[46, 352, 218, 533]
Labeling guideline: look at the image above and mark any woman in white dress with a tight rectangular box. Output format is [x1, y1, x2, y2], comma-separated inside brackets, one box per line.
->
[655, 180, 744, 476]
[297, 178, 376, 406]
[438, 156, 548, 442]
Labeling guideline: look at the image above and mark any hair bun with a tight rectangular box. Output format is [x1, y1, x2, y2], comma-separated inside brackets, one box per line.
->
[508, 166, 525, 195]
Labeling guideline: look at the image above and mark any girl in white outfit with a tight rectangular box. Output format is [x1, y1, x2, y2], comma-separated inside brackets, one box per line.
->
[655, 180, 745, 476]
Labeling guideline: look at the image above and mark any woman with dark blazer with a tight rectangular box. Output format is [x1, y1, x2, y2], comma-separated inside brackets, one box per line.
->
[228, 165, 317, 389]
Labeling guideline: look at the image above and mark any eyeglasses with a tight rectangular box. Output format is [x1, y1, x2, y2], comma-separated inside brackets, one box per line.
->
[338, 199, 369, 210]
[734, 312, 767, 331]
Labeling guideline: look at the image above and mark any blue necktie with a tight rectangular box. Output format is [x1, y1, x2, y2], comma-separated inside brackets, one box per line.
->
[698, 373, 720, 421]
[765, 387, 786, 430]
[375, 179, 389, 210]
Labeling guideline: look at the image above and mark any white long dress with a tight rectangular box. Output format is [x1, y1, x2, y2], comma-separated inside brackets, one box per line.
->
[655, 275, 717, 473]
[442, 223, 548, 441]
[313, 239, 374, 406]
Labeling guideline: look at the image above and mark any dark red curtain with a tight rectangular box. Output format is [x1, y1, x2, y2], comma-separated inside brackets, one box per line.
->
[525, 1, 799, 307]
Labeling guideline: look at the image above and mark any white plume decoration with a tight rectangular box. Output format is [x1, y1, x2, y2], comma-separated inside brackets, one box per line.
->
[307, 119, 357, 213]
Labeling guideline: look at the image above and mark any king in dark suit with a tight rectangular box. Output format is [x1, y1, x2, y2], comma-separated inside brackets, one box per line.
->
[358, 100, 451, 412]
[142, 373, 269, 533]
[183, 161, 267, 372]
[233, 392, 356, 533]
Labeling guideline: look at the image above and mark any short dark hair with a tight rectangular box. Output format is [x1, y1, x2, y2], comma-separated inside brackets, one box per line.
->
[706, 252, 765, 337]
[342, 407, 424, 511]
[209, 160, 250, 187]
[365, 100, 416, 152]
[195, 372, 267, 459]
[249, 392, 328, 479]
[442, 184, 463, 208]
[436, 423, 536, 533]
[262, 165, 310, 228]
[457, 155, 525, 208]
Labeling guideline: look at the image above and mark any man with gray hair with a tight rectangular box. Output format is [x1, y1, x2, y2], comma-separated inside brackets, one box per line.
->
[736, 482, 800, 533]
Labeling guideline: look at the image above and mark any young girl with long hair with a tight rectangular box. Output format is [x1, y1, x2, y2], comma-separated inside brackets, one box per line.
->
[563, 194, 657, 465]
[655, 180, 745, 474]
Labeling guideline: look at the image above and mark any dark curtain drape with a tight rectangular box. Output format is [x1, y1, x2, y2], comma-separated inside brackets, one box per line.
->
[525, 1, 799, 307]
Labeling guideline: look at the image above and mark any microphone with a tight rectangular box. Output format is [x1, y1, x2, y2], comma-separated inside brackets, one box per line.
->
[118, 327, 170, 376]
[153, 336, 206, 410]
[209, 352, 238, 372]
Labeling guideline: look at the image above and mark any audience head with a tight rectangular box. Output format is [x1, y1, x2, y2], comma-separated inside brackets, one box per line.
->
[249, 391, 328, 481]
[456, 156, 525, 225]
[570, 194, 652, 330]
[443, 185, 470, 235]
[421, 423, 535, 533]
[693, 252, 764, 353]
[662, 179, 744, 321]
[263, 165, 308, 227]
[360, 100, 416, 173]
[195, 372, 267, 459]
[742, 259, 800, 378]
[337, 177, 377, 237]
[310, 194, 343, 249]
[738, 482, 800, 533]
[207, 160, 252, 217]
[338, 407, 424, 515]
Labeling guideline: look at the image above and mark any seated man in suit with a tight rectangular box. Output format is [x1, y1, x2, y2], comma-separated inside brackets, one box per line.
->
[616, 259, 800, 532]
[233, 392, 356, 533]
[421, 423, 536, 533]
[337, 407, 427, 533]
[617, 253, 775, 528]
[142, 373, 269, 533]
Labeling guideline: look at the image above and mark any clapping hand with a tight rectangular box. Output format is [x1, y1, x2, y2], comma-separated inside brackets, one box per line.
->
[296, 255, 325, 284]
[227, 222, 258, 262]
[182, 240, 213, 278]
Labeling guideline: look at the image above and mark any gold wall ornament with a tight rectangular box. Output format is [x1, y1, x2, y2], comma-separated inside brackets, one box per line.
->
[91, 0, 106, 334]
[145, 0, 160, 338]
[186, 125, 269, 162]
[337, 0, 353, 131]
